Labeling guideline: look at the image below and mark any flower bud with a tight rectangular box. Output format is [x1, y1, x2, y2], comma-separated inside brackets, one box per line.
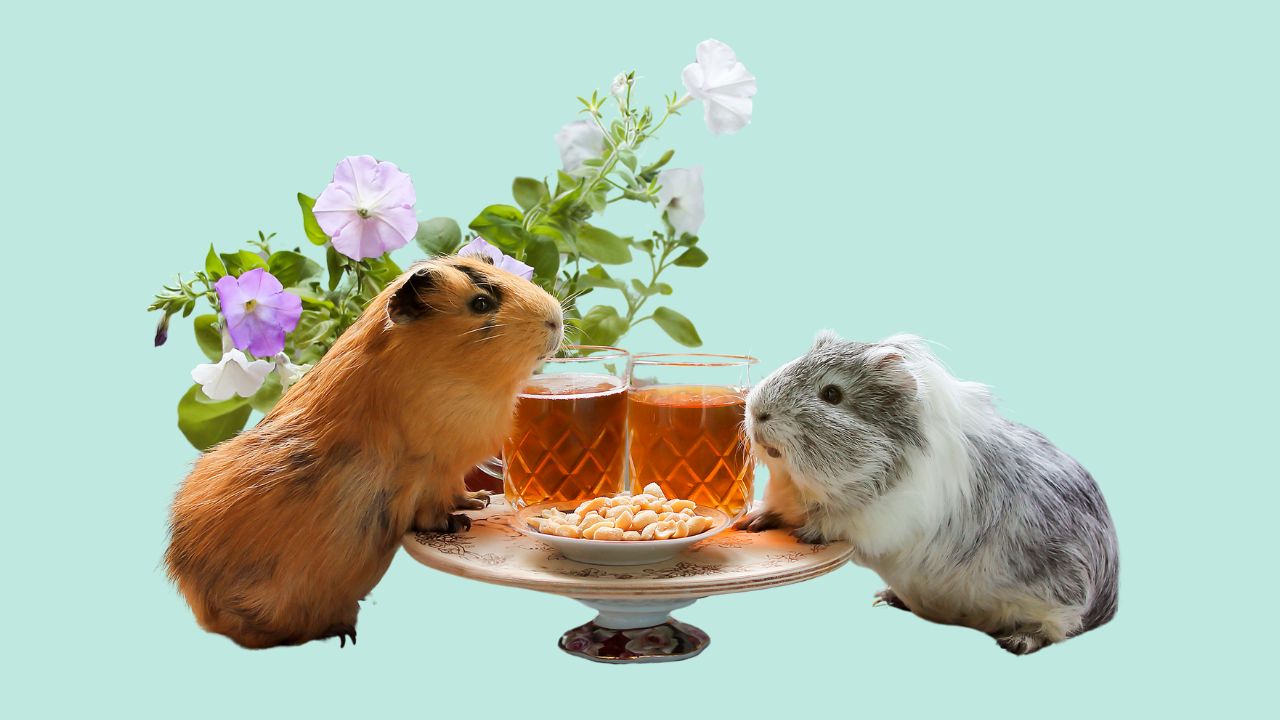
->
[154, 312, 172, 347]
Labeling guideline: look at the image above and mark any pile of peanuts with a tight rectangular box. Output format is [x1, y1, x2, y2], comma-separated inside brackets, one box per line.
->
[528, 483, 717, 541]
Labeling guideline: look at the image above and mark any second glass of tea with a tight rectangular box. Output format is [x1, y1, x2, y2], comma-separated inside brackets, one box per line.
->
[503, 346, 630, 508]
[627, 353, 758, 519]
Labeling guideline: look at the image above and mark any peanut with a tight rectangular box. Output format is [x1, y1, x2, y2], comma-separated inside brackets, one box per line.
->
[526, 485, 718, 542]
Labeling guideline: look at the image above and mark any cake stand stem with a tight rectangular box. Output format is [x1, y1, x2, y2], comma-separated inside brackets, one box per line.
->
[581, 598, 696, 629]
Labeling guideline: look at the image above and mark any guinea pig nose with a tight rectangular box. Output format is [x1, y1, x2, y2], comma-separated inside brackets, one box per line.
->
[544, 320, 559, 330]
[754, 411, 771, 422]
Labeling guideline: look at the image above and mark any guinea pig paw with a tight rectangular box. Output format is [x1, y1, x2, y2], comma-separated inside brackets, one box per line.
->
[734, 510, 785, 533]
[445, 513, 473, 533]
[791, 525, 830, 545]
[412, 512, 473, 534]
[994, 631, 1049, 656]
[456, 490, 492, 510]
[871, 588, 910, 611]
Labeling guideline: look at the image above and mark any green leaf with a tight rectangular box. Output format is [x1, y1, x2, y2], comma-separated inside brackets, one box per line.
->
[193, 314, 222, 361]
[267, 250, 322, 288]
[576, 305, 629, 347]
[618, 148, 638, 172]
[298, 193, 329, 245]
[289, 285, 336, 310]
[177, 384, 252, 451]
[219, 250, 268, 277]
[530, 223, 570, 254]
[364, 255, 402, 288]
[524, 235, 560, 283]
[325, 245, 346, 291]
[248, 373, 284, 414]
[554, 170, 579, 196]
[550, 179, 584, 213]
[576, 225, 632, 264]
[652, 306, 703, 347]
[672, 246, 708, 267]
[415, 217, 463, 256]
[205, 245, 226, 279]
[291, 308, 335, 348]
[584, 186, 608, 213]
[468, 204, 527, 253]
[578, 264, 627, 290]
[631, 278, 668, 297]
[512, 177, 549, 212]
[632, 238, 655, 255]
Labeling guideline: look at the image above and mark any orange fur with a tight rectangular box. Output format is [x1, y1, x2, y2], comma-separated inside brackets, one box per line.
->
[166, 255, 563, 648]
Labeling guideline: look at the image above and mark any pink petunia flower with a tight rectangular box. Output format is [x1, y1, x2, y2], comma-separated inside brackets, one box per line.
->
[215, 268, 302, 358]
[313, 155, 417, 261]
[459, 237, 535, 280]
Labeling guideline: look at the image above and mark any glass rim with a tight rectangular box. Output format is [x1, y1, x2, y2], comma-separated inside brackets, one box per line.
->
[542, 344, 630, 363]
[629, 352, 759, 368]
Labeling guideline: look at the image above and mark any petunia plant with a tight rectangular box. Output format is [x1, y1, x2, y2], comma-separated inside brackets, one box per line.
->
[150, 38, 757, 451]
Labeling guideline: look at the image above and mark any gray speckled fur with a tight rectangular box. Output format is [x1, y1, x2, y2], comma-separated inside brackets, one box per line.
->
[743, 332, 1118, 654]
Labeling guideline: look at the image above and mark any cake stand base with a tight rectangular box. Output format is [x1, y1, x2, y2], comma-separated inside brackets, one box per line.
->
[558, 598, 709, 663]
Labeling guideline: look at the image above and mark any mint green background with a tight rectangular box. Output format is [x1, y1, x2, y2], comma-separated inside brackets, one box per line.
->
[3, 1, 1275, 716]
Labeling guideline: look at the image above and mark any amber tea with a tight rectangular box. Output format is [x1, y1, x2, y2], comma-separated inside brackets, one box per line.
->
[627, 384, 754, 517]
[503, 372, 628, 508]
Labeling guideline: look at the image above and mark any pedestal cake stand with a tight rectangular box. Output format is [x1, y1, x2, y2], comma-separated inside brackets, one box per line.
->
[400, 497, 854, 663]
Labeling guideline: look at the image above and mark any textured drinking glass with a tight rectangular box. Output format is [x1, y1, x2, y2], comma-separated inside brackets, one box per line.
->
[627, 353, 758, 519]
[503, 346, 631, 508]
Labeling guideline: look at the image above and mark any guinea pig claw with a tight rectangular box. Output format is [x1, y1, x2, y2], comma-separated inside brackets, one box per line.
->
[446, 513, 473, 533]
[456, 490, 491, 510]
[994, 632, 1047, 656]
[318, 623, 357, 648]
[791, 526, 829, 545]
[735, 510, 783, 533]
[872, 588, 910, 611]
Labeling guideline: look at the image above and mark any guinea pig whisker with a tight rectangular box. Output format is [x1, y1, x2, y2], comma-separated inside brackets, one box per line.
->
[461, 323, 508, 337]
[559, 288, 589, 307]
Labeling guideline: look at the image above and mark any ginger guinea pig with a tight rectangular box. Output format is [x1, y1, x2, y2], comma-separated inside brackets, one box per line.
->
[166, 254, 563, 649]
[739, 332, 1118, 655]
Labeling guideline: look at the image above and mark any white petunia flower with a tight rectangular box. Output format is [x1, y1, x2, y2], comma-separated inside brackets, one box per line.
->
[271, 352, 312, 390]
[191, 349, 273, 401]
[681, 39, 757, 135]
[554, 119, 606, 172]
[657, 166, 705, 237]
[610, 72, 632, 97]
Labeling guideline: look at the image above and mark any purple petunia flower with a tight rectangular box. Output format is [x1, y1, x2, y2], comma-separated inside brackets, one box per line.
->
[312, 155, 417, 261]
[459, 237, 535, 280]
[215, 268, 302, 358]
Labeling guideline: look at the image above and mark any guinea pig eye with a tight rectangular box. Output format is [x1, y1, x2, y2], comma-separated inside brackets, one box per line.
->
[820, 384, 843, 405]
[469, 294, 494, 314]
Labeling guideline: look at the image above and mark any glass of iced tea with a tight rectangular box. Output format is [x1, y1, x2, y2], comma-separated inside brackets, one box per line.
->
[503, 346, 631, 509]
[627, 354, 758, 519]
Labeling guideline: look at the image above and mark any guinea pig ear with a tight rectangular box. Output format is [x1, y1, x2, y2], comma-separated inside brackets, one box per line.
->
[811, 330, 841, 351]
[866, 345, 921, 398]
[388, 266, 441, 325]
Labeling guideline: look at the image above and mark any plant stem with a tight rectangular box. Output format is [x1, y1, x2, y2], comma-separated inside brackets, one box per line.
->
[641, 106, 677, 142]
[624, 239, 676, 328]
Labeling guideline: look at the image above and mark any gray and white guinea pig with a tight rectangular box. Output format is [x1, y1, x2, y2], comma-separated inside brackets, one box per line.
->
[737, 331, 1118, 655]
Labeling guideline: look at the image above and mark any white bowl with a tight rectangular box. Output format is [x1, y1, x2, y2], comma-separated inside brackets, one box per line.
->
[514, 500, 732, 566]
